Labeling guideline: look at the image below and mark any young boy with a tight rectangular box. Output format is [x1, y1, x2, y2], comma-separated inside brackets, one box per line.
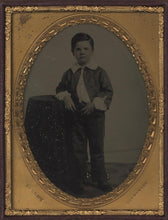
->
[56, 33, 113, 194]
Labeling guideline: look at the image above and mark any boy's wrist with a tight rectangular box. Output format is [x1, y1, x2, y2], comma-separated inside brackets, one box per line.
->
[93, 97, 107, 111]
[56, 91, 71, 101]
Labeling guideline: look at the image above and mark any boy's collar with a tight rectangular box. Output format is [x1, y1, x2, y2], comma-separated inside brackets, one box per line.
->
[71, 61, 98, 74]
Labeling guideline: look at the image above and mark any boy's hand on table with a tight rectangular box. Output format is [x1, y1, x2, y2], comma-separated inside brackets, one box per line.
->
[63, 96, 76, 111]
[81, 102, 95, 115]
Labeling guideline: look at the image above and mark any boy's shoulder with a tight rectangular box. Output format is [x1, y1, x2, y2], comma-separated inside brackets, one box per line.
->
[65, 68, 73, 73]
[96, 66, 106, 72]
[94, 66, 108, 76]
[62, 68, 73, 76]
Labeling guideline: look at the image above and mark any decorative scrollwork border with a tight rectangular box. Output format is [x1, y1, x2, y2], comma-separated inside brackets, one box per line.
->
[5, 6, 164, 215]
[14, 14, 158, 208]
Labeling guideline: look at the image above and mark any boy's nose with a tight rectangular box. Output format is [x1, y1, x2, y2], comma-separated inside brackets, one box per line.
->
[80, 49, 85, 54]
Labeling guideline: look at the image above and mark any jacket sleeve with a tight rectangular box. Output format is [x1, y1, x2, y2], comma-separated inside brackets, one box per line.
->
[56, 71, 71, 100]
[95, 69, 113, 109]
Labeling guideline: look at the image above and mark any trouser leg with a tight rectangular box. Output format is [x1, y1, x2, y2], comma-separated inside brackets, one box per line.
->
[87, 111, 107, 184]
[70, 113, 87, 184]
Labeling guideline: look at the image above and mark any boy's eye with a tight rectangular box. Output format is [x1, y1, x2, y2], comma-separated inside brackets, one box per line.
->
[75, 47, 89, 51]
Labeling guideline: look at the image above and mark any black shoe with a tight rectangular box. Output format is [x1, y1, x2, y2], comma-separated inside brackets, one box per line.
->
[97, 182, 112, 192]
[83, 171, 93, 185]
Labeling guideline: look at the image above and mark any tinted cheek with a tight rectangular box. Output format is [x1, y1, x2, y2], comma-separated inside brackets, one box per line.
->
[74, 52, 79, 59]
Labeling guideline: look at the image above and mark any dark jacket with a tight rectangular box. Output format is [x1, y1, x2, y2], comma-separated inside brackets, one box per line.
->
[56, 66, 113, 109]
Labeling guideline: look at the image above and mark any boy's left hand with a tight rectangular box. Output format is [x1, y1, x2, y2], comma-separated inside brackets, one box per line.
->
[81, 102, 95, 115]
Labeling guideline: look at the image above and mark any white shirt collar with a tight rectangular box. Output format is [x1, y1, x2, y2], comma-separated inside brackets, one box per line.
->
[71, 61, 98, 74]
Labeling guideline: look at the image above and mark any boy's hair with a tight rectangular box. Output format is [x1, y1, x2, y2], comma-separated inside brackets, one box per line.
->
[71, 33, 94, 53]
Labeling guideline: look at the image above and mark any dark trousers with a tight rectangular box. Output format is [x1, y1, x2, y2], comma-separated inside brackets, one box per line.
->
[69, 105, 107, 185]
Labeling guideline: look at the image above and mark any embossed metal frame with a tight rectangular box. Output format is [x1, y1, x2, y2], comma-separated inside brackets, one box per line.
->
[2, 3, 165, 218]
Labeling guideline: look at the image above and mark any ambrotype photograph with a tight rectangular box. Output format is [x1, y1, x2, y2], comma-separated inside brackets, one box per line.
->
[3, 4, 165, 217]
[24, 23, 148, 198]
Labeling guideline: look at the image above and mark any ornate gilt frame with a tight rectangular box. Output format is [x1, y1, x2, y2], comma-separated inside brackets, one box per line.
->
[2, 3, 165, 219]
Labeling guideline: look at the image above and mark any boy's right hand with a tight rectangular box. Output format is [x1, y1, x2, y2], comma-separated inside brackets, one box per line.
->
[63, 96, 76, 111]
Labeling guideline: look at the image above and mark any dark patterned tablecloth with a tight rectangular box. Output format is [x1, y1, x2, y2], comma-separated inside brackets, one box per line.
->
[24, 95, 72, 189]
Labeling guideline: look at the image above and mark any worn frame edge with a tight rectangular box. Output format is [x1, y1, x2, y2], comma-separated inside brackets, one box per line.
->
[4, 5, 165, 217]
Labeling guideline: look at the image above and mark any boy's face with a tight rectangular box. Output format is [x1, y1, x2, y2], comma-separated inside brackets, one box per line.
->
[73, 41, 93, 66]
